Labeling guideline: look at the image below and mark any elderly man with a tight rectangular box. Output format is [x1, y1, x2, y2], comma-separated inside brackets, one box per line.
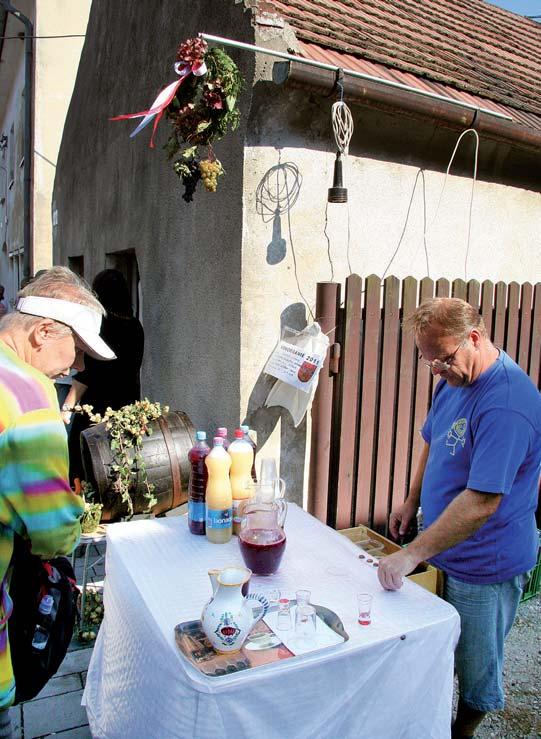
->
[378, 297, 541, 739]
[0, 267, 114, 735]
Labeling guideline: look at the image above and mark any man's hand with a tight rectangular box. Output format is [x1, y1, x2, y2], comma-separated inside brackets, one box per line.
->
[377, 549, 421, 591]
[389, 498, 418, 541]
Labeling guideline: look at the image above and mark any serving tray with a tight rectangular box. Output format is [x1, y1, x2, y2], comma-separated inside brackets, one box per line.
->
[174, 603, 348, 677]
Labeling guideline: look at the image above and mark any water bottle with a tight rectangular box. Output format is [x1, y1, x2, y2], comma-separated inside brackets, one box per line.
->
[31, 594, 55, 650]
[205, 437, 232, 544]
[188, 431, 210, 535]
[416, 506, 424, 534]
[240, 424, 257, 482]
[229, 429, 255, 536]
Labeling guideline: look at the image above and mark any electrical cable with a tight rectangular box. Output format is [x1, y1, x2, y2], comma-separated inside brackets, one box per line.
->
[0, 34, 86, 39]
[428, 128, 479, 282]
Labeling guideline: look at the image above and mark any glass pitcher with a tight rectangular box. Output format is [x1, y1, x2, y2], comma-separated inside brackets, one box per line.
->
[238, 493, 287, 576]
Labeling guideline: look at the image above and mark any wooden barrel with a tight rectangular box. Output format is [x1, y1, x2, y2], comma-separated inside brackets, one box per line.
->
[80, 410, 195, 522]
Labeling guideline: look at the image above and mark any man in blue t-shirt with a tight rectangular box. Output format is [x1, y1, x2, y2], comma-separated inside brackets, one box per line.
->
[378, 297, 541, 739]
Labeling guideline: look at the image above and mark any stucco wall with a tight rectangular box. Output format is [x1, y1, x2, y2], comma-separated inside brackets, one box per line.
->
[53, 2, 541, 507]
[53, 0, 256, 435]
[33, 0, 91, 272]
[240, 71, 541, 505]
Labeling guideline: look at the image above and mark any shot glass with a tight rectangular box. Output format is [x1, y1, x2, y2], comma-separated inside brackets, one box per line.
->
[357, 593, 373, 626]
[295, 589, 311, 607]
[276, 598, 292, 630]
[266, 588, 281, 605]
[295, 604, 317, 638]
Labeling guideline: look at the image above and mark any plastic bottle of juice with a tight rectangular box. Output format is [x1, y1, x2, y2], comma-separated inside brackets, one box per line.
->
[240, 424, 257, 482]
[205, 437, 232, 544]
[229, 429, 255, 536]
[188, 431, 210, 535]
[215, 427, 230, 450]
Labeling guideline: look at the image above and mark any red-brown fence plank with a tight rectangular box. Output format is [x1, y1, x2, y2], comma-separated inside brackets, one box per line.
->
[307, 282, 341, 522]
[373, 277, 400, 529]
[452, 279, 467, 300]
[390, 277, 418, 517]
[529, 284, 541, 387]
[334, 274, 362, 529]
[481, 281, 494, 339]
[506, 283, 520, 361]
[436, 278, 450, 297]
[493, 282, 507, 347]
[354, 275, 381, 526]
[518, 283, 533, 374]
[467, 280, 481, 311]
[410, 278, 434, 481]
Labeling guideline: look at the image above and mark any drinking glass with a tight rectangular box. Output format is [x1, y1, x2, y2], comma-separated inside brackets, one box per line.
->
[295, 605, 317, 639]
[276, 598, 292, 630]
[295, 589, 311, 607]
[357, 593, 373, 626]
[260, 458, 279, 484]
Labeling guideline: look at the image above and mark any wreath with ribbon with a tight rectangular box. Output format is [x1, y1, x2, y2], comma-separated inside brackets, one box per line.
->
[111, 37, 244, 201]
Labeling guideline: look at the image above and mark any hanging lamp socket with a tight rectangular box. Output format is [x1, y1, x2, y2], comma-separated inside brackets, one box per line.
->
[328, 152, 348, 203]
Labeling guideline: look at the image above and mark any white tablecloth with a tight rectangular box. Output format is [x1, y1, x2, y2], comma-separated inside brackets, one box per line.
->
[83, 504, 460, 739]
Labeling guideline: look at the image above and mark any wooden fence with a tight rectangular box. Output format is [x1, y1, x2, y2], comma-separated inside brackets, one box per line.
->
[307, 275, 541, 533]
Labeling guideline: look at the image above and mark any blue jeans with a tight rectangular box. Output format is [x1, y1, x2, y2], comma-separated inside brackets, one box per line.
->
[444, 573, 527, 712]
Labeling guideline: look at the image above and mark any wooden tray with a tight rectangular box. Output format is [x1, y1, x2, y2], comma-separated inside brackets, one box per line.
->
[174, 603, 348, 677]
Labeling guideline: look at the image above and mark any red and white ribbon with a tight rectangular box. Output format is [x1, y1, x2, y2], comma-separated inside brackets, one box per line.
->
[110, 60, 207, 148]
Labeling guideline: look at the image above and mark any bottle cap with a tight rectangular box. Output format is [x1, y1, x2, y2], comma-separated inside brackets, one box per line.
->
[216, 427, 228, 437]
[40, 594, 54, 614]
[234, 429, 244, 439]
[195, 431, 207, 441]
[240, 425, 249, 433]
[213, 437, 224, 446]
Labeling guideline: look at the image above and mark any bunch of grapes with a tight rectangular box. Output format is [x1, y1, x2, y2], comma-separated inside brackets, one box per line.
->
[199, 159, 223, 193]
[174, 159, 202, 202]
[176, 37, 208, 65]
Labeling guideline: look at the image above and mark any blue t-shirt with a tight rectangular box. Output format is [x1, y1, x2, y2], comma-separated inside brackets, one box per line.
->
[421, 350, 541, 584]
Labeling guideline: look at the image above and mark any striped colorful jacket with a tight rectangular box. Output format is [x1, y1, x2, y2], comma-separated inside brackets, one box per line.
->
[0, 339, 83, 708]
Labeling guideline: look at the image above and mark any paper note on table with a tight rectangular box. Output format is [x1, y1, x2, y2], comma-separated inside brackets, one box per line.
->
[264, 605, 344, 656]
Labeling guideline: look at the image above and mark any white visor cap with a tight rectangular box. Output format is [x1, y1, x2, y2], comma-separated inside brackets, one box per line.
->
[17, 296, 116, 360]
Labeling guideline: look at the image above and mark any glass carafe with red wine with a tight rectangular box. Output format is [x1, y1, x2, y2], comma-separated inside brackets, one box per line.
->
[238, 490, 287, 575]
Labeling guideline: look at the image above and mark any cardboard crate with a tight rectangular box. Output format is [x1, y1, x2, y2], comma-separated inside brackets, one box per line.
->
[339, 525, 443, 596]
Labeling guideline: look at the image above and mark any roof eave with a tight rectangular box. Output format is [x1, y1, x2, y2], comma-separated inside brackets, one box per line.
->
[273, 60, 541, 153]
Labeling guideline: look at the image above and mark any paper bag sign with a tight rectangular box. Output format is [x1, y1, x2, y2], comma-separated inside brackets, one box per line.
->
[264, 341, 326, 393]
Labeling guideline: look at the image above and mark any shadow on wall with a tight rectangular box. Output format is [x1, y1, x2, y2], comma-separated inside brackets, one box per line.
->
[243, 302, 308, 507]
[255, 153, 302, 266]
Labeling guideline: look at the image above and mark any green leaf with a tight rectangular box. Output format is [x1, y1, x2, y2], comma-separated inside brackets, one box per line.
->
[195, 120, 211, 133]
[225, 95, 236, 112]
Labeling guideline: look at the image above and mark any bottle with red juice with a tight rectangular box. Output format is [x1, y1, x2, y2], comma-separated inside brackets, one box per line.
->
[188, 431, 210, 535]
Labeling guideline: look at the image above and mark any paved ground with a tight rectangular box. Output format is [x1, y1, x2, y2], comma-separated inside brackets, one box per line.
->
[11, 540, 106, 739]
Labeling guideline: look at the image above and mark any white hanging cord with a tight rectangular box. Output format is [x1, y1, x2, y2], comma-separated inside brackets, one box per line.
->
[331, 101, 354, 155]
[329, 98, 354, 278]
[381, 169, 428, 281]
[428, 128, 479, 281]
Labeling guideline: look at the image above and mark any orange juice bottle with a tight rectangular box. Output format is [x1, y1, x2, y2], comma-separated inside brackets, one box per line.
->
[229, 429, 255, 536]
[205, 437, 232, 544]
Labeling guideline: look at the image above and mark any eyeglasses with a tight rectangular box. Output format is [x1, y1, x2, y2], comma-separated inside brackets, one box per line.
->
[419, 339, 464, 372]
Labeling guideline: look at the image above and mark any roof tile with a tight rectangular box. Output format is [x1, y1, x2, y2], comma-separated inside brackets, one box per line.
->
[267, 0, 541, 118]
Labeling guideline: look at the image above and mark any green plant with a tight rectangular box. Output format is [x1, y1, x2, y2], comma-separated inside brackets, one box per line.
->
[164, 38, 244, 200]
[78, 587, 103, 642]
[76, 399, 169, 517]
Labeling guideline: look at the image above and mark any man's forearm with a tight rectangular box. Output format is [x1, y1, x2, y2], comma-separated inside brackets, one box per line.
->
[407, 441, 429, 508]
[407, 488, 502, 563]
